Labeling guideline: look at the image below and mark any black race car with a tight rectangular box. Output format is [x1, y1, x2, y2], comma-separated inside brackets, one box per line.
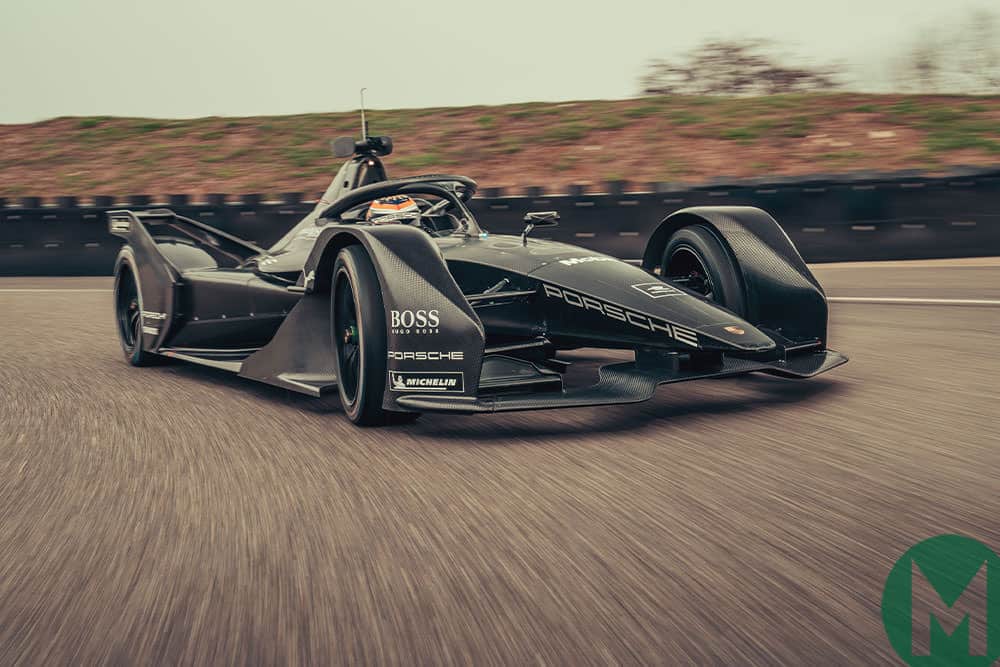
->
[109, 133, 846, 425]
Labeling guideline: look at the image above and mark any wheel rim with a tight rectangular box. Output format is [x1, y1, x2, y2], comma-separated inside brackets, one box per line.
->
[334, 270, 361, 404]
[664, 245, 715, 300]
[115, 270, 141, 350]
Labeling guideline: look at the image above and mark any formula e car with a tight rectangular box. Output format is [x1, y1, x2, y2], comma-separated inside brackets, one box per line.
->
[109, 132, 846, 425]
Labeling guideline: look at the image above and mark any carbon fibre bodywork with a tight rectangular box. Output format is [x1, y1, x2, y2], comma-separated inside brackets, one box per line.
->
[643, 206, 829, 343]
[107, 150, 845, 418]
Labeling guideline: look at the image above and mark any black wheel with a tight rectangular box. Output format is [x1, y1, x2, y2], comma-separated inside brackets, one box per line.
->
[331, 245, 419, 426]
[660, 224, 746, 316]
[113, 263, 156, 366]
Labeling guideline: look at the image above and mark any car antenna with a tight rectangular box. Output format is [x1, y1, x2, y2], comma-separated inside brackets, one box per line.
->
[360, 88, 369, 142]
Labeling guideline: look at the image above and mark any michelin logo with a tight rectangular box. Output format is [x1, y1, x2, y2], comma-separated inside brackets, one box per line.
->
[389, 371, 464, 393]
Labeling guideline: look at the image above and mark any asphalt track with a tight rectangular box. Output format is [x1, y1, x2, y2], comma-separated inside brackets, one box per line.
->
[1, 259, 999, 665]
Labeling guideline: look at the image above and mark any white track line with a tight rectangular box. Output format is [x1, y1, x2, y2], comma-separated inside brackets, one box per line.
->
[0, 288, 108, 293]
[828, 296, 1000, 306]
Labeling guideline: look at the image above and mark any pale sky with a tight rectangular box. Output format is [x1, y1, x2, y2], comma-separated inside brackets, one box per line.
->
[0, 0, 994, 123]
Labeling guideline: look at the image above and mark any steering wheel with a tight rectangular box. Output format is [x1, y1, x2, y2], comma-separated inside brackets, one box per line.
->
[403, 197, 463, 236]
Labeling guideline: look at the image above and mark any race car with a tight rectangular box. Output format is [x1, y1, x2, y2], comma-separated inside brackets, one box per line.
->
[109, 133, 846, 425]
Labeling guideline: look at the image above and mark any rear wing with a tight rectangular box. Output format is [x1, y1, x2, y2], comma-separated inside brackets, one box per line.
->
[108, 208, 264, 266]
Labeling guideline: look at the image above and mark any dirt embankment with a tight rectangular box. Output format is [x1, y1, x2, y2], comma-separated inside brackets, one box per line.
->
[1, 94, 997, 199]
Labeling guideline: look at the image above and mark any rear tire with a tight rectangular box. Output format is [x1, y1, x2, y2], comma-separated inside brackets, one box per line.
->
[331, 245, 420, 426]
[113, 263, 157, 366]
[660, 224, 746, 316]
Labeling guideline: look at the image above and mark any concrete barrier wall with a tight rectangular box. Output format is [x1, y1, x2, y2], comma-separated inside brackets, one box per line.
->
[1, 168, 998, 276]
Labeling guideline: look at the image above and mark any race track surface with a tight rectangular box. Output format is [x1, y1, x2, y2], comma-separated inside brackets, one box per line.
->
[2, 260, 999, 665]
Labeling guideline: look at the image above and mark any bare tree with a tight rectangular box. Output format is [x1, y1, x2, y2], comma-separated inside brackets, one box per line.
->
[641, 39, 841, 96]
[963, 9, 1000, 92]
[896, 9, 1000, 94]
[900, 34, 944, 93]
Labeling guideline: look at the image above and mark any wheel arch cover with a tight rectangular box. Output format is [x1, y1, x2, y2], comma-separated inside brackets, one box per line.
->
[641, 206, 829, 343]
[303, 225, 486, 410]
[109, 211, 180, 353]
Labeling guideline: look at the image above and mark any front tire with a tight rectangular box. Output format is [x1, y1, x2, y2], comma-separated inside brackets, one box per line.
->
[331, 246, 419, 426]
[660, 224, 746, 316]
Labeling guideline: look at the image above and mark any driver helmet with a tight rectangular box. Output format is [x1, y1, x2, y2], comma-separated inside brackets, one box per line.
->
[366, 195, 419, 224]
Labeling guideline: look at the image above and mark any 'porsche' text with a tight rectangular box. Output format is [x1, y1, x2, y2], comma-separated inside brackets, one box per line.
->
[387, 351, 464, 361]
[543, 284, 699, 347]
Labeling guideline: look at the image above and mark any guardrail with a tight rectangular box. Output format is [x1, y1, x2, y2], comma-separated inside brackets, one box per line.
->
[1, 168, 998, 275]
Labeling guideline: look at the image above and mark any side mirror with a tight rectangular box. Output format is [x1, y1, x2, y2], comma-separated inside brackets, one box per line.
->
[521, 211, 560, 245]
[523, 211, 560, 227]
[332, 136, 356, 158]
[332, 135, 394, 159]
